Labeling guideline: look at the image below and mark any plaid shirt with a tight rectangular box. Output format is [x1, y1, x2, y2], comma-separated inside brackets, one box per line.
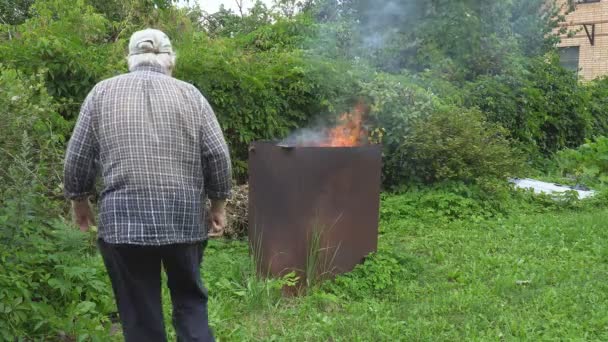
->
[64, 64, 232, 245]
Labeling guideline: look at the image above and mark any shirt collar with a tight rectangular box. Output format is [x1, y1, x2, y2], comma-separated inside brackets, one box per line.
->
[131, 64, 166, 74]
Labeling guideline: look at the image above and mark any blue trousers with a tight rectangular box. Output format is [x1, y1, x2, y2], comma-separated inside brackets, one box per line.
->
[98, 239, 214, 342]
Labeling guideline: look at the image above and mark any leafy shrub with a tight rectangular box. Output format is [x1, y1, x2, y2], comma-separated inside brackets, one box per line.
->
[399, 106, 523, 185]
[0, 225, 114, 341]
[556, 136, 608, 187]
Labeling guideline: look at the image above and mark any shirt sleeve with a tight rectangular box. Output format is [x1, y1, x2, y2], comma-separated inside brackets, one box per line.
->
[63, 87, 99, 200]
[199, 94, 232, 200]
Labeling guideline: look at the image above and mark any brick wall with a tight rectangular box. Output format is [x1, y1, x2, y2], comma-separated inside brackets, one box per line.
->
[556, 0, 608, 80]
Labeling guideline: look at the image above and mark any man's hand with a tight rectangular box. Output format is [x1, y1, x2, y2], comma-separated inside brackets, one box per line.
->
[72, 198, 95, 232]
[208, 199, 227, 238]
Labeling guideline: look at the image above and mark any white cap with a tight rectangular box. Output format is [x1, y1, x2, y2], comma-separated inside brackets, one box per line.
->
[128, 29, 173, 56]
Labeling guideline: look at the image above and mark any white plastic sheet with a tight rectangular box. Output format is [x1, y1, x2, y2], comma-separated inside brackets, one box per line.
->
[510, 178, 595, 199]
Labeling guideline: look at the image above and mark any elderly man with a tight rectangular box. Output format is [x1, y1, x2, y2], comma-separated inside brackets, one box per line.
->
[63, 28, 231, 341]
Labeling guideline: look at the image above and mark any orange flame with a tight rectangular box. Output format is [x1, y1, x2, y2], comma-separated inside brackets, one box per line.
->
[319, 102, 368, 147]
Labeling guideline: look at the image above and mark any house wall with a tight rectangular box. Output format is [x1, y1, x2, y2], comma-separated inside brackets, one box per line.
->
[557, 0, 608, 80]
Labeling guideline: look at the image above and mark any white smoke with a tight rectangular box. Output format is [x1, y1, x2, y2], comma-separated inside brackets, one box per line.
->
[280, 127, 330, 147]
[359, 1, 405, 51]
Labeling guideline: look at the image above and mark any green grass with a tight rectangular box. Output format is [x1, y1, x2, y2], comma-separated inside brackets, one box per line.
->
[19, 192, 604, 341]
[184, 204, 608, 341]
[85, 192, 606, 341]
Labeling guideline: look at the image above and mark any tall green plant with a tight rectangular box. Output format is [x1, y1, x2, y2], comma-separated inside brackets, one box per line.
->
[0, 66, 68, 195]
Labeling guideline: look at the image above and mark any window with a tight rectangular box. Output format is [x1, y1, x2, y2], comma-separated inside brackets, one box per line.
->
[559, 47, 580, 73]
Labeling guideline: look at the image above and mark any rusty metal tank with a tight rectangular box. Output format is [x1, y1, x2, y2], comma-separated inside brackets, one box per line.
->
[248, 141, 382, 284]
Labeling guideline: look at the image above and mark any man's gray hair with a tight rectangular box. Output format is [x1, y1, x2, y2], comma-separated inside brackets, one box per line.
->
[128, 53, 176, 74]
[127, 29, 176, 74]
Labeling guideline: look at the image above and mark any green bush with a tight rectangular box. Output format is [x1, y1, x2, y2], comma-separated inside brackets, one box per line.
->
[399, 106, 523, 185]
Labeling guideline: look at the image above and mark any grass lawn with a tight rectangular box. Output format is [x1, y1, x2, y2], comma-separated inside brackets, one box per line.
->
[170, 199, 608, 341]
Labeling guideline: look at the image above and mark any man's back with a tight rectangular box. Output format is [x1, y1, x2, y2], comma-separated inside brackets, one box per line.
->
[97, 65, 206, 193]
[63, 28, 228, 341]
[64, 64, 232, 245]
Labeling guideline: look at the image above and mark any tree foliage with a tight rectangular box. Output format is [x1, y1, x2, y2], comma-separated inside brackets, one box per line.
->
[467, 56, 593, 154]
[310, 0, 562, 79]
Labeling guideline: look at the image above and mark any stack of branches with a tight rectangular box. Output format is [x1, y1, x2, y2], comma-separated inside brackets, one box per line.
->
[207, 182, 249, 239]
